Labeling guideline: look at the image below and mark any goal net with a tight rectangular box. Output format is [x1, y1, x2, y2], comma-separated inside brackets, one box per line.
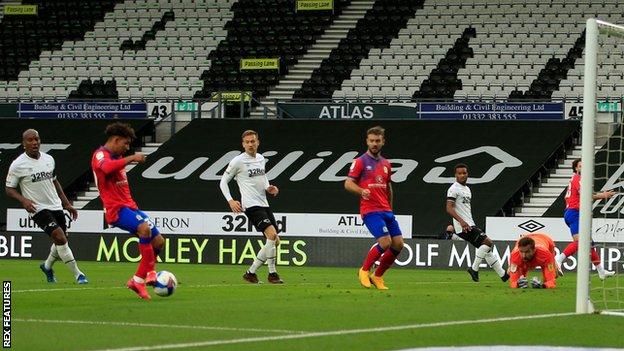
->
[578, 19, 624, 315]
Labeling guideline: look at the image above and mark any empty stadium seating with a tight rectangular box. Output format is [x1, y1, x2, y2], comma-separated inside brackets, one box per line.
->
[194, 0, 350, 100]
[333, 0, 624, 101]
[0, 0, 623, 102]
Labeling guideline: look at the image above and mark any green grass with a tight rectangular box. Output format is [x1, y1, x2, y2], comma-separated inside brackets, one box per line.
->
[2, 260, 624, 351]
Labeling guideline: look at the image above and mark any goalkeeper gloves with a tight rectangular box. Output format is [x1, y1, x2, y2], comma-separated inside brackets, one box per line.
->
[517, 276, 528, 289]
[531, 277, 544, 289]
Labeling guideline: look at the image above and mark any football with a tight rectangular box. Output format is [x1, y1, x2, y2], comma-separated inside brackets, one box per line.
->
[153, 271, 177, 297]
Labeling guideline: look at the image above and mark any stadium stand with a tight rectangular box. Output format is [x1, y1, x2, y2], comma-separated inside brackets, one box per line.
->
[194, 0, 351, 100]
[292, 0, 423, 100]
[0, 0, 121, 82]
[0, 0, 234, 101]
[331, 0, 624, 101]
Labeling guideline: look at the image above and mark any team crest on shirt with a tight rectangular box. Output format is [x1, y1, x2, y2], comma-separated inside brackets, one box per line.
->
[509, 264, 517, 273]
[375, 175, 384, 183]
[547, 263, 555, 272]
[95, 151, 104, 160]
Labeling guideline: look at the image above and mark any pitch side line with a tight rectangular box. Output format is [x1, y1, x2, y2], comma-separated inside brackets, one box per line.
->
[12, 281, 476, 293]
[13, 318, 304, 335]
[93, 312, 578, 351]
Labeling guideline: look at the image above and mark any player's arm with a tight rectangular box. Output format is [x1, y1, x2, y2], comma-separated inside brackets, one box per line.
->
[53, 179, 78, 220]
[445, 200, 470, 232]
[96, 151, 145, 175]
[5, 186, 36, 213]
[344, 158, 369, 199]
[219, 159, 243, 212]
[593, 190, 616, 200]
[508, 257, 528, 288]
[5, 166, 36, 213]
[540, 254, 557, 289]
[263, 172, 279, 197]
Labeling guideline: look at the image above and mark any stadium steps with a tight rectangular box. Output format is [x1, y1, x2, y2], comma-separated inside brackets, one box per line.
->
[248, 0, 375, 118]
[72, 142, 162, 209]
[514, 145, 594, 217]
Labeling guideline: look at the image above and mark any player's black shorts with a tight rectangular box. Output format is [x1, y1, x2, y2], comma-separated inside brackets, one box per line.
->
[32, 209, 67, 236]
[456, 226, 487, 247]
[244, 206, 278, 234]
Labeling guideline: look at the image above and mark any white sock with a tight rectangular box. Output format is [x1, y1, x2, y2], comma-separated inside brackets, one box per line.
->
[596, 263, 606, 275]
[56, 243, 84, 279]
[472, 245, 491, 272]
[248, 242, 270, 274]
[264, 240, 277, 274]
[485, 251, 505, 277]
[44, 244, 59, 270]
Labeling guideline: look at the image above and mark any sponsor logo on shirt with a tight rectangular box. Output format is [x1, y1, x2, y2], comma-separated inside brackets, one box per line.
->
[30, 171, 54, 183]
[247, 168, 265, 177]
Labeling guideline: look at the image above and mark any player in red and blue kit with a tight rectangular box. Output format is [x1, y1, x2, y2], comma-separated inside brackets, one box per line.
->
[556, 158, 615, 280]
[345, 126, 403, 290]
[91, 122, 165, 300]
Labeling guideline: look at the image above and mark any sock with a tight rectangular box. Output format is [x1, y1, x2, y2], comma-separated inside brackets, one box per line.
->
[374, 247, 401, 277]
[562, 241, 579, 257]
[56, 243, 84, 279]
[485, 251, 505, 278]
[362, 244, 384, 271]
[590, 247, 607, 275]
[248, 241, 270, 274]
[264, 240, 277, 274]
[590, 247, 600, 265]
[44, 244, 59, 270]
[136, 238, 155, 279]
[153, 246, 161, 266]
[472, 245, 491, 272]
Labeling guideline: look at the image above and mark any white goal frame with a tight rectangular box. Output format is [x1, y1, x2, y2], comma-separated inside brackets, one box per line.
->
[577, 18, 624, 314]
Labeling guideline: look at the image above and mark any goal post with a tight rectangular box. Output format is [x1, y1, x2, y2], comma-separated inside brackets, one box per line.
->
[577, 19, 624, 315]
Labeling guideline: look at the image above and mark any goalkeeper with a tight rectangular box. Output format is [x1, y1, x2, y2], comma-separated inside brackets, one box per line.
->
[508, 233, 557, 289]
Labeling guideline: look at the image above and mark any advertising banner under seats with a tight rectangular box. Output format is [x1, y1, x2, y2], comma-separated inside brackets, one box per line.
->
[18, 102, 148, 119]
[278, 102, 419, 119]
[82, 119, 579, 236]
[2, 232, 622, 273]
[0, 119, 153, 224]
[7, 209, 413, 238]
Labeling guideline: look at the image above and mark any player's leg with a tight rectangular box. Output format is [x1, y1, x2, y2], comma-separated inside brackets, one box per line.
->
[50, 211, 87, 284]
[134, 211, 162, 286]
[371, 212, 404, 290]
[480, 236, 509, 282]
[359, 212, 390, 288]
[33, 210, 59, 282]
[557, 209, 580, 264]
[263, 209, 283, 284]
[460, 227, 489, 282]
[113, 208, 152, 300]
[243, 207, 277, 284]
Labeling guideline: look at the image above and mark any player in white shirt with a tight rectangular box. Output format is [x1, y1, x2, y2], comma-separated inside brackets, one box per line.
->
[220, 130, 283, 284]
[5, 129, 87, 284]
[446, 163, 508, 283]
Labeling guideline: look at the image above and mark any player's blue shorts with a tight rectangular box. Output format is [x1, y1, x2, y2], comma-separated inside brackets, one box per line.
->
[112, 207, 160, 238]
[362, 211, 402, 239]
[564, 208, 579, 236]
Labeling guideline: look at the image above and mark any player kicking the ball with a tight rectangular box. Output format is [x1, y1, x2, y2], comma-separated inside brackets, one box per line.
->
[446, 163, 509, 283]
[91, 123, 164, 300]
[346, 126, 404, 290]
[220, 130, 283, 284]
[6, 129, 87, 284]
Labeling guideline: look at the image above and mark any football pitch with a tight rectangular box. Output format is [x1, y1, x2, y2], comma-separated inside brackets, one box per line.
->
[3, 260, 624, 351]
